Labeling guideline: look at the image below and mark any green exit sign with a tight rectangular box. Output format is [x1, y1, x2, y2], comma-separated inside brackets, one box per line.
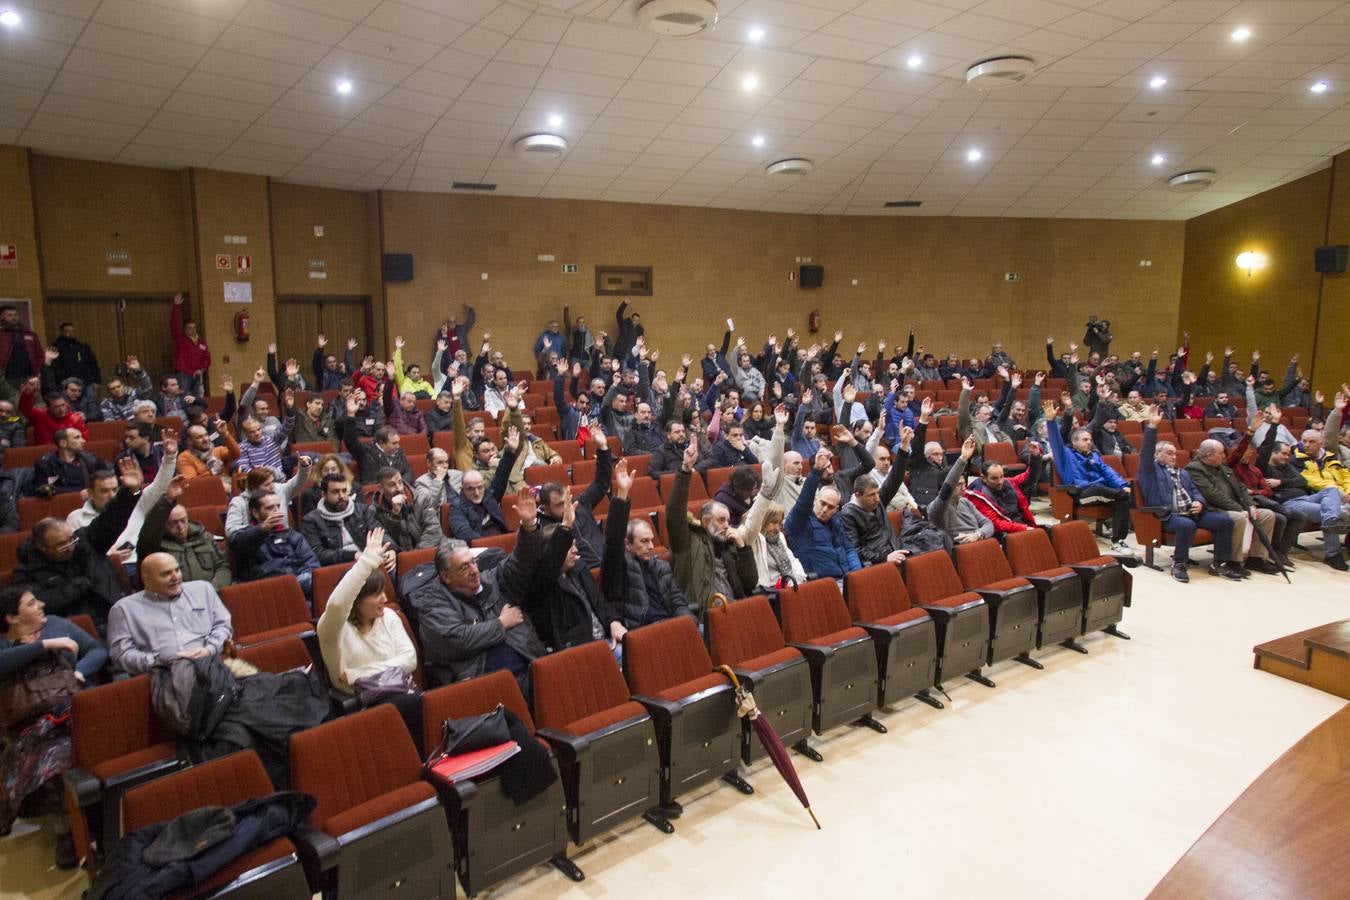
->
[561, 264, 578, 273]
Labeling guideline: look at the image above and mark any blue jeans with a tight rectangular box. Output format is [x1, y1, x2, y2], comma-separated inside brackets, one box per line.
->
[1161, 510, 1235, 564]
[1282, 487, 1347, 555]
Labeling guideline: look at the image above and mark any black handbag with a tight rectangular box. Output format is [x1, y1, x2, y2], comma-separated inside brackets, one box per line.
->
[0, 653, 79, 728]
[424, 703, 511, 766]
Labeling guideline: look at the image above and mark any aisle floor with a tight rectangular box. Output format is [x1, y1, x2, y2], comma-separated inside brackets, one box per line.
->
[3, 540, 1346, 900]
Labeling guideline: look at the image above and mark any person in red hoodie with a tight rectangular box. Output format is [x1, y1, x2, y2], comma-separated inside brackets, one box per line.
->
[966, 445, 1044, 534]
[18, 376, 89, 444]
[169, 293, 211, 397]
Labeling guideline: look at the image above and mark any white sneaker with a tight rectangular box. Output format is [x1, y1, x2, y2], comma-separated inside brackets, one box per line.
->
[1110, 540, 1133, 554]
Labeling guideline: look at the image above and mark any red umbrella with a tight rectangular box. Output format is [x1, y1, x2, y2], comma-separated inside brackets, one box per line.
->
[716, 664, 820, 829]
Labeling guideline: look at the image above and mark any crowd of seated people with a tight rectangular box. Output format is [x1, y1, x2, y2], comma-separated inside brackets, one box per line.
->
[2, 297, 1349, 875]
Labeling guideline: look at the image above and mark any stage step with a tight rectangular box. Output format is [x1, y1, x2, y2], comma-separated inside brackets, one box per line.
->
[1149, 705, 1350, 898]
[1252, 619, 1350, 700]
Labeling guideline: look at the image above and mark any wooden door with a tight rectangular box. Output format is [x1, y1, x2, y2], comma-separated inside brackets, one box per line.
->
[276, 296, 370, 377]
[119, 298, 176, 384]
[43, 297, 121, 383]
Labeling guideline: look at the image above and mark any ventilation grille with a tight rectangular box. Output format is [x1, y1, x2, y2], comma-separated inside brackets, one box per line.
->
[451, 182, 497, 191]
[884, 200, 922, 208]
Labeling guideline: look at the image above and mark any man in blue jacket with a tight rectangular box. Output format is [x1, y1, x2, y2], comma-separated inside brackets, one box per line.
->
[786, 449, 860, 583]
[1136, 408, 1242, 582]
[1043, 400, 1133, 553]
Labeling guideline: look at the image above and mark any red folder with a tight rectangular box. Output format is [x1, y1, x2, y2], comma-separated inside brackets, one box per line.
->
[426, 741, 520, 784]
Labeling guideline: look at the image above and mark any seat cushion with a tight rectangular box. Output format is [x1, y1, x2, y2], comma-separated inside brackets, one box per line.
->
[167, 837, 295, 899]
[921, 591, 984, 610]
[737, 646, 802, 673]
[982, 577, 1031, 593]
[1030, 566, 1075, 579]
[656, 672, 726, 703]
[238, 623, 312, 645]
[1073, 556, 1120, 568]
[90, 742, 178, 782]
[801, 625, 867, 648]
[323, 781, 436, 838]
[875, 608, 930, 628]
[565, 700, 649, 737]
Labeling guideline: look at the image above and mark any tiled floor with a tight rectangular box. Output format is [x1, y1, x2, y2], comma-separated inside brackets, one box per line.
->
[4, 539, 1346, 900]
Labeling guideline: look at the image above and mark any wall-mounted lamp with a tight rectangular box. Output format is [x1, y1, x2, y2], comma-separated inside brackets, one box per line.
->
[1236, 251, 1267, 276]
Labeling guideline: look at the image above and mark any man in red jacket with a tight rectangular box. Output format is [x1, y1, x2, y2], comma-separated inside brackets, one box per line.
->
[0, 304, 43, 389]
[966, 445, 1043, 533]
[169, 293, 210, 396]
[18, 376, 89, 444]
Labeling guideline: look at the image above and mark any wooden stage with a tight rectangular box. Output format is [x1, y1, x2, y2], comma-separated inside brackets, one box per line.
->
[1148, 703, 1350, 898]
[1252, 619, 1350, 700]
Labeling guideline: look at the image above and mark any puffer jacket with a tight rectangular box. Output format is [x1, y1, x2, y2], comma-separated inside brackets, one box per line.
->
[300, 501, 380, 566]
[227, 526, 319, 583]
[609, 503, 694, 629]
[785, 469, 861, 579]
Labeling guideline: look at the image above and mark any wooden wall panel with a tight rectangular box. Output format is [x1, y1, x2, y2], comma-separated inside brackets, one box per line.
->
[1316, 153, 1350, 390]
[270, 182, 372, 297]
[379, 192, 1184, 374]
[1179, 170, 1332, 391]
[0, 147, 44, 334]
[30, 155, 193, 296]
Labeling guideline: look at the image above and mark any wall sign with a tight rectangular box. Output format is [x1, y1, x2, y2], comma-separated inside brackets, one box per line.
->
[224, 282, 252, 303]
[236, 255, 252, 276]
[215, 254, 231, 270]
[0, 244, 15, 269]
[105, 250, 130, 263]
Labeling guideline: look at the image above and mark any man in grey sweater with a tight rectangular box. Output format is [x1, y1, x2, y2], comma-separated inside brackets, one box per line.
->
[926, 437, 994, 545]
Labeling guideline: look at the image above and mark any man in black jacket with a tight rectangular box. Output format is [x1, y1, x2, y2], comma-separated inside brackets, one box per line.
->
[301, 474, 392, 568]
[15, 456, 141, 630]
[608, 475, 694, 630]
[538, 427, 611, 568]
[34, 427, 108, 496]
[342, 398, 413, 484]
[840, 430, 911, 566]
[229, 491, 321, 594]
[648, 419, 689, 477]
[449, 429, 518, 542]
[524, 492, 625, 653]
[51, 322, 101, 387]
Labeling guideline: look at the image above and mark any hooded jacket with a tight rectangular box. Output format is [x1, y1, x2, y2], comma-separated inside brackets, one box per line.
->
[966, 464, 1038, 534]
[137, 496, 232, 590]
[666, 470, 758, 611]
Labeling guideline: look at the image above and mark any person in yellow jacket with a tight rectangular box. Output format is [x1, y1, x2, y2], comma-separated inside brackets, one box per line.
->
[391, 336, 436, 399]
[1296, 400, 1350, 494]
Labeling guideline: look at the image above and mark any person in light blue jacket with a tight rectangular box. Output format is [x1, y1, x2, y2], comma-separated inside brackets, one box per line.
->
[1043, 400, 1133, 553]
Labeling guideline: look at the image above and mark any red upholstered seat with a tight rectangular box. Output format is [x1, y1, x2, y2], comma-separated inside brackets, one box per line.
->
[532, 640, 636, 735]
[736, 645, 800, 672]
[874, 608, 929, 628]
[566, 701, 650, 738]
[779, 578, 854, 644]
[845, 563, 916, 623]
[322, 781, 437, 837]
[656, 672, 726, 702]
[624, 616, 711, 696]
[218, 576, 312, 645]
[707, 596, 788, 668]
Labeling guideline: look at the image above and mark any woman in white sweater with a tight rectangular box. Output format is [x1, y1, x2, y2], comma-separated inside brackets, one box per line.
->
[316, 527, 422, 747]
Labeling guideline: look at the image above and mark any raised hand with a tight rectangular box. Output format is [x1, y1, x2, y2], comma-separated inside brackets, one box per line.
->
[1147, 405, 1162, 428]
[44, 346, 58, 364]
[1010, 371, 1023, 389]
[173, 293, 184, 306]
[365, 526, 386, 555]
[503, 425, 520, 453]
[220, 375, 233, 393]
[614, 458, 633, 498]
[833, 331, 843, 343]
[774, 404, 789, 427]
[681, 440, 699, 472]
[960, 436, 977, 460]
[1252, 349, 1261, 362]
[165, 475, 191, 502]
[514, 486, 537, 528]
[285, 358, 299, 378]
[394, 335, 405, 350]
[116, 455, 144, 493]
[1042, 400, 1060, 420]
[347, 337, 358, 350]
[317, 333, 327, 348]
[591, 424, 608, 452]
[160, 428, 178, 457]
[959, 375, 973, 391]
[681, 353, 693, 368]
[267, 342, 277, 354]
[813, 448, 832, 472]
[561, 492, 576, 528]
[899, 425, 915, 451]
[831, 423, 856, 445]
[997, 365, 1009, 380]
[920, 396, 934, 420]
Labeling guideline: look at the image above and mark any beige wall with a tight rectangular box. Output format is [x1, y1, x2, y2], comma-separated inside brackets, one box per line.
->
[380, 192, 1183, 373]
[0, 147, 43, 332]
[1317, 154, 1350, 391]
[269, 182, 375, 299]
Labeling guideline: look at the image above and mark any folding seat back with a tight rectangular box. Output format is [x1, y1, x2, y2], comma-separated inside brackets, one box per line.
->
[122, 751, 310, 897]
[219, 576, 313, 646]
[778, 579, 879, 734]
[17, 497, 53, 532]
[705, 596, 811, 763]
[569, 459, 596, 485]
[901, 551, 990, 686]
[185, 504, 228, 538]
[1179, 431, 1206, 452]
[1174, 418, 1202, 432]
[844, 564, 939, 708]
[703, 466, 735, 499]
[471, 531, 517, 553]
[623, 617, 740, 806]
[1004, 529, 1084, 651]
[85, 440, 119, 463]
[531, 641, 664, 843]
[0, 532, 25, 576]
[179, 476, 229, 506]
[524, 462, 569, 486]
[955, 540, 1039, 666]
[86, 420, 127, 442]
[622, 455, 650, 478]
[1050, 521, 1131, 638]
[550, 440, 582, 464]
[66, 675, 183, 867]
[2, 444, 54, 470]
[400, 433, 430, 457]
[982, 441, 1025, 473]
[235, 634, 315, 674]
[396, 546, 437, 581]
[660, 472, 707, 502]
[290, 705, 453, 898]
[624, 476, 661, 509]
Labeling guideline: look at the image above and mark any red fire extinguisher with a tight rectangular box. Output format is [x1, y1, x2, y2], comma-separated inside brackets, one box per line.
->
[808, 309, 820, 334]
[234, 309, 251, 343]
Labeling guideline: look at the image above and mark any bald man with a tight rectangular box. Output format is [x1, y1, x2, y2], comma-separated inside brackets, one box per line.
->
[106, 551, 233, 675]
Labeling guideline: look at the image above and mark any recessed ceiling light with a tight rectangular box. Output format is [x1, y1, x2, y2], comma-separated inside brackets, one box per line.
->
[752, 135, 765, 147]
[1230, 26, 1250, 41]
[1151, 153, 1166, 166]
[1311, 80, 1330, 93]
[906, 54, 923, 69]
[336, 80, 353, 95]
[548, 114, 563, 127]
[966, 148, 982, 162]
[0, 10, 20, 26]
[1149, 76, 1167, 89]
[742, 74, 759, 91]
[748, 26, 765, 42]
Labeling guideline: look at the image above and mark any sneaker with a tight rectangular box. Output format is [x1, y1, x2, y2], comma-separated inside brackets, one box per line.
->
[1208, 563, 1245, 581]
[1110, 540, 1133, 554]
[54, 831, 77, 870]
[1170, 562, 1190, 583]
[1322, 522, 1350, 535]
[1325, 554, 1349, 572]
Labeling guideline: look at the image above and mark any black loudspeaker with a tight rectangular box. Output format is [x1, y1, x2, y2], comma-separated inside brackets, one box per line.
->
[1314, 245, 1347, 274]
[799, 265, 823, 288]
[382, 253, 414, 282]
